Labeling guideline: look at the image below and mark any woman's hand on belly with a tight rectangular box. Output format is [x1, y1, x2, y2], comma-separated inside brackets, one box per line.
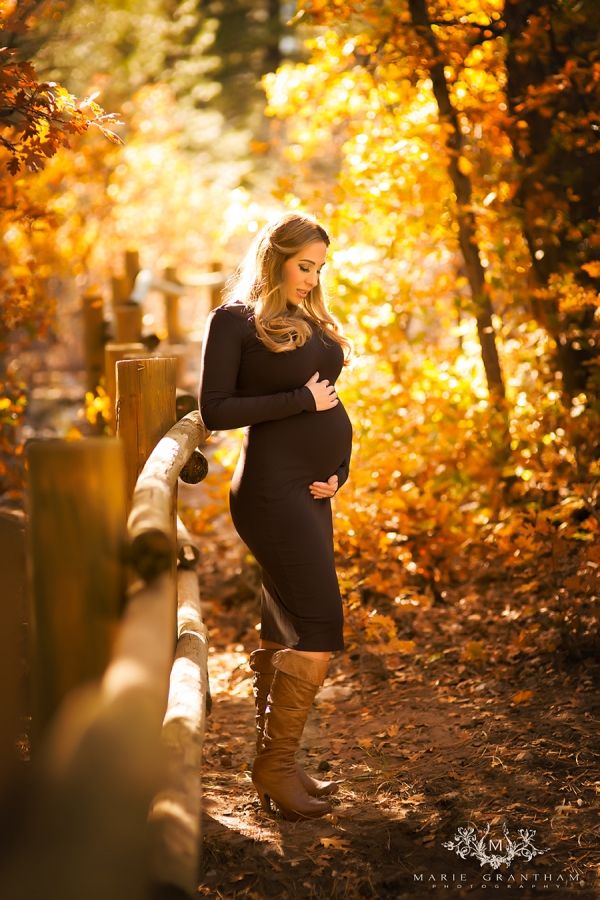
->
[309, 473, 338, 499]
[305, 371, 339, 411]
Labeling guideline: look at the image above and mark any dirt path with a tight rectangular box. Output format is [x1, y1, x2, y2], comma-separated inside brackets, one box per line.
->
[178, 442, 599, 899]
[194, 595, 599, 899]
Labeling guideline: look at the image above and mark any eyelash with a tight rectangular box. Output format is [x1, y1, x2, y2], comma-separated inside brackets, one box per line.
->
[299, 266, 323, 274]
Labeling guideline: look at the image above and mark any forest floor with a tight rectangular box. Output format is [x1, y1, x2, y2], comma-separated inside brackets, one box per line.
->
[180, 444, 600, 900]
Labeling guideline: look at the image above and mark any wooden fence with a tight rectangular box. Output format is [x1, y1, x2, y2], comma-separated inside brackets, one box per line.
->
[2, 356, 211, 900]
[82, 250, 227, 414]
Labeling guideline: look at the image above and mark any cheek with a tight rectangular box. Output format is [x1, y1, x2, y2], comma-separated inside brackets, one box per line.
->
[282, 263, 296, 285]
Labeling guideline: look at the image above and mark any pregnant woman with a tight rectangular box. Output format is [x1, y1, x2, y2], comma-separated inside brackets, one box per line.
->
[198, 211, 352, 821]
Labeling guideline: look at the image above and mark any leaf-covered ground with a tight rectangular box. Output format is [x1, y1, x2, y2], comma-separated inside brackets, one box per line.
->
[180, 456, 600, 900]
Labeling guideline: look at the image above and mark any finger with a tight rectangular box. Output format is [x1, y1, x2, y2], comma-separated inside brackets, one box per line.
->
[310, 485, 335, 495]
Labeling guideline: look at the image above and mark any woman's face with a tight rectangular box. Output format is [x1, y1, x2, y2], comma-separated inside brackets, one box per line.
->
[281, 240, 327, 306]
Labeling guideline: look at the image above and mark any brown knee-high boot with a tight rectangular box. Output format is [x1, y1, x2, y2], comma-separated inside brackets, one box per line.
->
[249, 649, 340, 797]
[251, 649, 333, 820]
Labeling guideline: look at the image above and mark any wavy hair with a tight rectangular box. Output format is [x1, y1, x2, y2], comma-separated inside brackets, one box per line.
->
[222, 211, 351, 363]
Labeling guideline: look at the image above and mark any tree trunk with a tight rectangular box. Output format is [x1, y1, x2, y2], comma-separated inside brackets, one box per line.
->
[408, 0, 506, 407]
[265, 0, 283, 74]
[502, 0, 600, 398]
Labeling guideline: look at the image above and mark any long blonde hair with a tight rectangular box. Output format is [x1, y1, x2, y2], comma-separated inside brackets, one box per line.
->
[223, 211, 351, 363]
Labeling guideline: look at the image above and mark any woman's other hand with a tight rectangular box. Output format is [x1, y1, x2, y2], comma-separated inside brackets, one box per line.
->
[305, 371, 338, 411]
[309, 473, 339, 499]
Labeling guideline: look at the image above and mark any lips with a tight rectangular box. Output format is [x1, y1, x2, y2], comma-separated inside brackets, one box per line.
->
[297, 289, 308, 297]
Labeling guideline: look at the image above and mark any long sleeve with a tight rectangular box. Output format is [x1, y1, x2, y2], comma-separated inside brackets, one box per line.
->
[334, 447, 352, 492]
[198, 306, 316, 431]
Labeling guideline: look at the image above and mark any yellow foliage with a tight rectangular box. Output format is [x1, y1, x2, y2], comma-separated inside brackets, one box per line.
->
[83, 387, 111, 426]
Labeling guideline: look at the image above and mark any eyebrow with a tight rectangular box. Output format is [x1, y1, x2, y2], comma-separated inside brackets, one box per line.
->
[299, 259, 326, 266]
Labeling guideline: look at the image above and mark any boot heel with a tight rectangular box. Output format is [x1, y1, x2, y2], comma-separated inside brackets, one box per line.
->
[253, 780, 272, 812]
[277, 803, 303, 822]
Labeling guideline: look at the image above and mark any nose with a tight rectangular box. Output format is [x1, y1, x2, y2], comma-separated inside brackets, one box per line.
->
[305, 273, 318, 288]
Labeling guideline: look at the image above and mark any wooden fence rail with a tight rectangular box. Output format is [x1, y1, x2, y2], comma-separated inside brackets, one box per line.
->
[7, 367, 210, 899]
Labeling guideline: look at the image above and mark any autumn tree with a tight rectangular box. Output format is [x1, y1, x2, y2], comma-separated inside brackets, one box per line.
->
[502, 0, 600, 397]
[272, 0, 599, 409]
[275, 0, 509, 412]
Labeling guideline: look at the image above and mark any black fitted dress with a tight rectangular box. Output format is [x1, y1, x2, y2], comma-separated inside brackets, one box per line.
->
[198, 300, 352, 651]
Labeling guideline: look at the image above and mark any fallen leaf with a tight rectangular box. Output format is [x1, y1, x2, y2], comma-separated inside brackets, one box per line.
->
[320, 837, 353, 851]
[511, 690, 534, 704]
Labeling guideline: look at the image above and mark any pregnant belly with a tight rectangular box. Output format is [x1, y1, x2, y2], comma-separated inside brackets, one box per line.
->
[239, 401, 352, 488]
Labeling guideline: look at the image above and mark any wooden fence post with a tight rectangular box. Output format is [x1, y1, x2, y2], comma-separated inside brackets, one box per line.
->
[110, 250, 142, 343]
[124, 249, 140, 296]
[25, 438, 128, 738]
[115, 357, 177, 510]
[82, 292, 105, 392]
[111, 274, 130, 307]
[163, 266, 183, 344]
[113, 303, 143, 344]
[104, 342, 148, 426]
[0, 510, 26, 794]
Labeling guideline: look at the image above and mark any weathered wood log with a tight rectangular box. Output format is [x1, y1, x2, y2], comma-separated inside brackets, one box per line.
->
[116, 357, 177, 509]
[104, 342, 148, 425]
[25, 438, 127, 737]
[179, 449, 208, 485]
[82, 292, 105, 392]
[0, 571, 175, 900]
[127, 412, 207, 583]
[148, 566, 209, 897]
[176, 516, 200, 569]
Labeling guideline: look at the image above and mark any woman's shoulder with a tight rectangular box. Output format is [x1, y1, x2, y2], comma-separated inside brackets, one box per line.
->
[211, 300, 255, 326]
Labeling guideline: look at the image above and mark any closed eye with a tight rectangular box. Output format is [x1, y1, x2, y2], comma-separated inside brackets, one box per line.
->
[300, 265, 323, 274]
